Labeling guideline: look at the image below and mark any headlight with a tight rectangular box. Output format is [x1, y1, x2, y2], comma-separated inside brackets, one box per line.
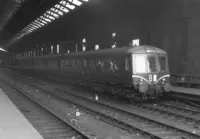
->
[162, 78, 166, 81]
[181, 77, 185, 81]
[139, 79, 143, 84]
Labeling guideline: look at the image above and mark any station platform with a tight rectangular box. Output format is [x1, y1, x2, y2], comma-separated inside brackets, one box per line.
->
[171, 86, 200, 96]
[0, 88, 43, 139]
[169, 86, 200, 102]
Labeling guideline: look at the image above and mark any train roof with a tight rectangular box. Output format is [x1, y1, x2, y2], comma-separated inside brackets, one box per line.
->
[64, 45, 167, 56]
[32, 45, 167, 59]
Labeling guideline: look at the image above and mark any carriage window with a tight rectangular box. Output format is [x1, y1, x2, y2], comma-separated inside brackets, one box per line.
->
[147, 56, 157, 72]
[135, 55, 146, 73]
[95, 59, 101, 67]
[112, 60, 119, 72]
[159, 56, 166, 72]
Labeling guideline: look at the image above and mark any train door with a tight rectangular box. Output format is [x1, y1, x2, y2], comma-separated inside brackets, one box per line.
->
[123, 54, 132, 85]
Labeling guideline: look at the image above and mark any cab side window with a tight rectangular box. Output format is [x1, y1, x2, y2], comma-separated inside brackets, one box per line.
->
[159, 56, 166, 72]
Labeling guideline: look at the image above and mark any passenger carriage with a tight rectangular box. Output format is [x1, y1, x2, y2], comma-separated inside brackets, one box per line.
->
[12, 45, 171, 101]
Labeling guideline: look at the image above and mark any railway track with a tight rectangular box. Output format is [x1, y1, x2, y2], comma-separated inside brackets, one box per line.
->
[3, 69, 200, 139]
[157, 101, 200, 113]
[1, 72, 158, 139]
[0, 77, 92, 139]
[136, 102, 200, 128]
[27, 74, 200, 131]
[10, 74, 200, 139]
[55, 88, 200, 137]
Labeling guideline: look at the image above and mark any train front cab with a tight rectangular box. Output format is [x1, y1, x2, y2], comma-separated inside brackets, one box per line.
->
[131, 50, 171, 97]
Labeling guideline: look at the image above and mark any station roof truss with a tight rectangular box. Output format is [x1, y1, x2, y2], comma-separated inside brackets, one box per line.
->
[7, 0, 89, 45]
[0, 0, 26, 30]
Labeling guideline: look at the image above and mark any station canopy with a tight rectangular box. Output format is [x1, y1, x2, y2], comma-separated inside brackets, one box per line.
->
[5, 0, 89, 45]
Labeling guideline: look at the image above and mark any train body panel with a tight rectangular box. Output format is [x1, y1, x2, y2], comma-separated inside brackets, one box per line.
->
[0, 51, 13, 67]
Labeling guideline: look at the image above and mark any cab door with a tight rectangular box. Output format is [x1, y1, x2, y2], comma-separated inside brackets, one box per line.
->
[124, 55, 132, 85]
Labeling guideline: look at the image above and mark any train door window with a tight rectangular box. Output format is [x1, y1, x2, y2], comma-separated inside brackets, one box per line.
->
[92, 60, 96, 70]
[109, 60, 113, 72]
[51, 60, 53, 68]
[159, 56, 166, 72]
[109, 60, 117, 72]
[66, 60, 69, 69]
[95, 59, 101, 70]
[100, 60, 105, 70]
[103, 59, 109, 72]
[69, 60, 72, 69]
[80, 59, 83, 69]
[64, 60, 66, 69]
[73, 59, 76, 69]
[41, 48, 43, 55]
[84, 60, 87, 68]
[87, 60, 90, 69]
[95, 59, 100, 66]
[125, 58, 130, 71]
[51, 45, 53, 54]
[37, 49, 39, 56]
[63, 60, 65, 69]
[76, 60, 78, 70]
[114, 60, 119, 71]
[57, 44, 59, 53]
[77, 60, 81, 70]
[71, 60, 73, 69]
[90, 60, 95, 70]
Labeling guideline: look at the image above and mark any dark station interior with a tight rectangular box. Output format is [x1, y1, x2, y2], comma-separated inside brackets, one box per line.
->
[0, 0, 200, 139]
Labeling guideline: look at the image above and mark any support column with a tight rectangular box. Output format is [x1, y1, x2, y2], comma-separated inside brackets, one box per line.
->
[182, 0, 200, 74]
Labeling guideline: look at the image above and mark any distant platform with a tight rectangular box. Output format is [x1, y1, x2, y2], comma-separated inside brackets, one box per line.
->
[0, 88, 43, 139]
[168, 86, 200, 102]
[171, 86, 200, 96]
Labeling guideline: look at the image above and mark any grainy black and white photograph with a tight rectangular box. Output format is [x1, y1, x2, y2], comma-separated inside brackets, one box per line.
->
[0, 0, 200, 139]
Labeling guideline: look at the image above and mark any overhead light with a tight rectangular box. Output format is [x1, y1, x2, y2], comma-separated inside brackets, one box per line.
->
[43, 18, 51, 23]
[33, 21, 42, 27]
[60, 6, 69, 13]
[50, 8, 64, 16]
[0, 47, 8, 52]
[68, 0, 82, 6]
[39, 16, 48, 24]
[28, 26, 36, 31]
[35, 19, 45, 26]
[44, 14, 55, 20]
[32, 22, 42, 28]
[57, 10, 64, 16]
[55, 4, 69, 13]
[47, 10, 59, 18]
[65, 4, 75, 10]
[48, 16, 56, 20]
[55, 4, 61, 9]
[38, 18, 48, 24]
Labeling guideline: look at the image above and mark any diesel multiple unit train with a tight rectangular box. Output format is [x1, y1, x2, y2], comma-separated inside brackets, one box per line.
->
[12, 45, 171, 101]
